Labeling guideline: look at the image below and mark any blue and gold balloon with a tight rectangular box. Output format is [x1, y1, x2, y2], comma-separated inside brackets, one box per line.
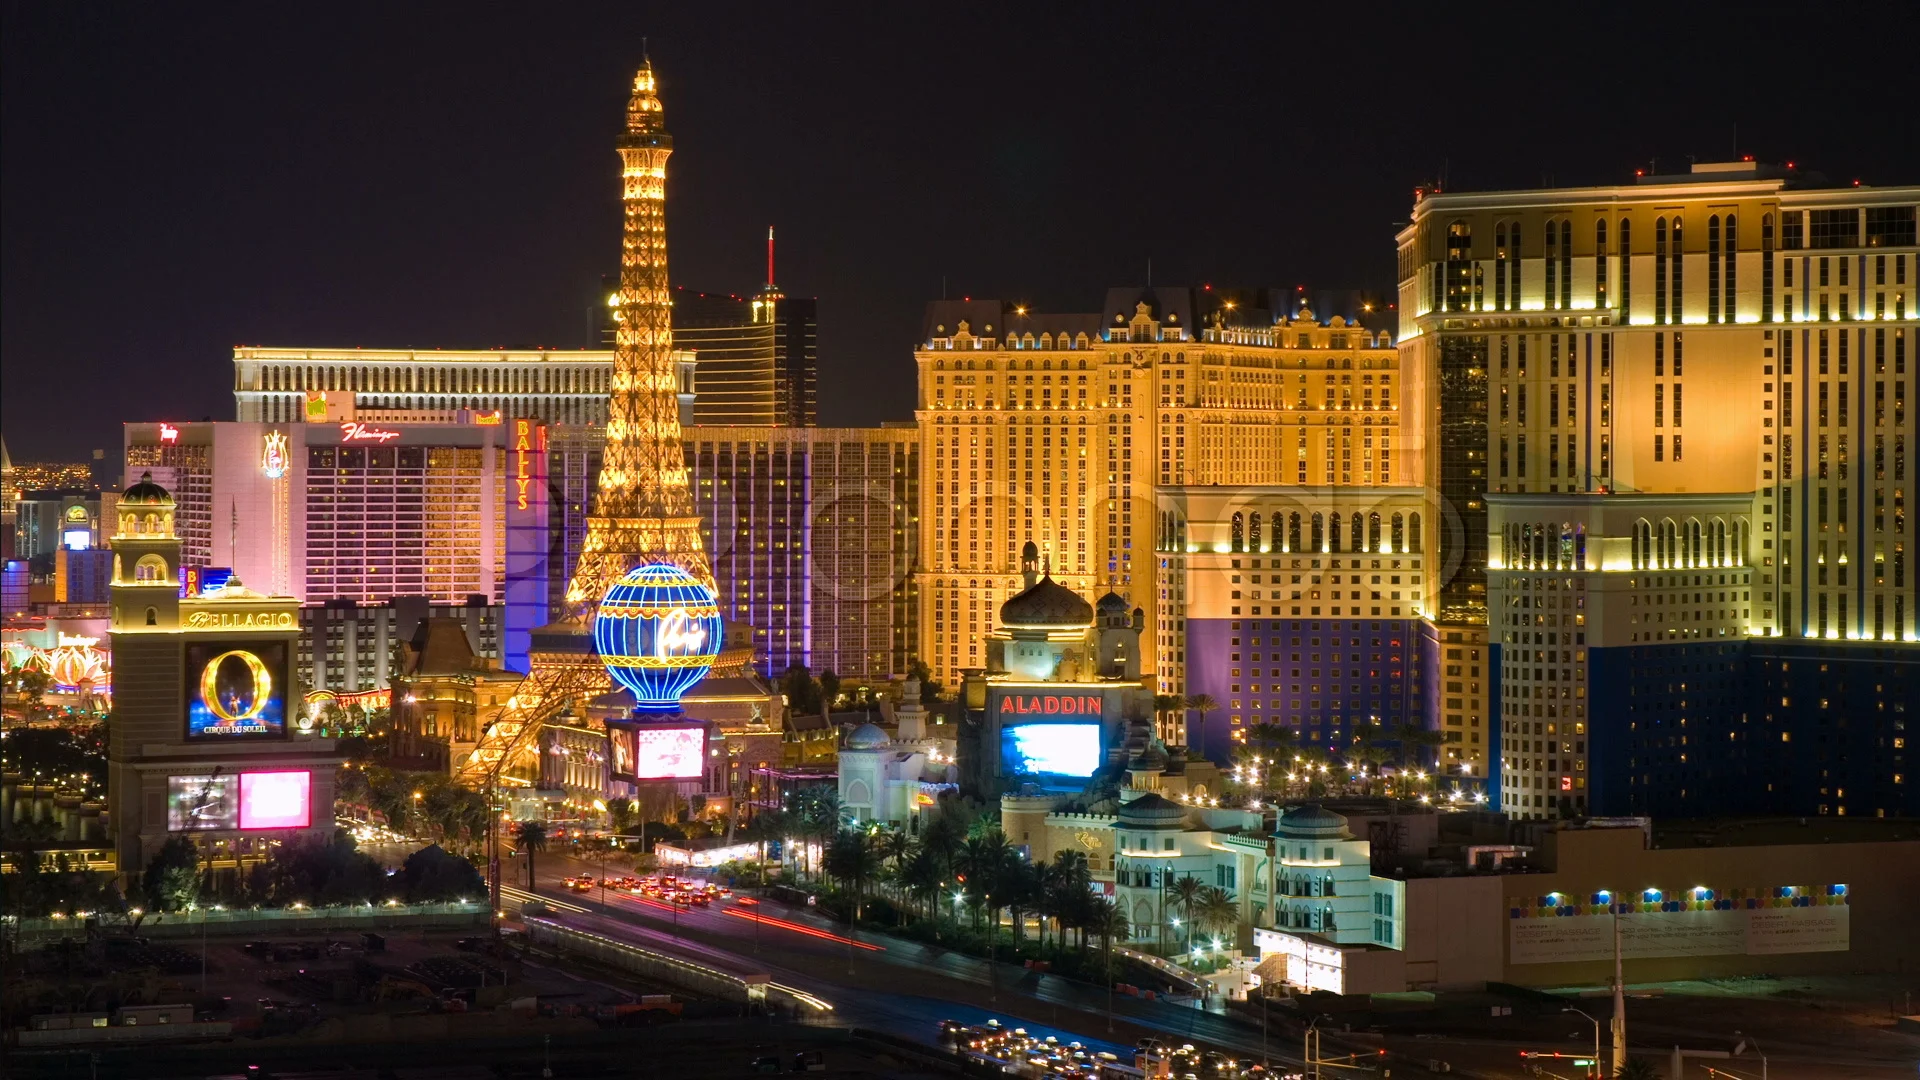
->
[592, 562, 722, 711]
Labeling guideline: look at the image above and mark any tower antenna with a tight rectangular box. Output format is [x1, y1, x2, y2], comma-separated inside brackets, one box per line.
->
[767, 226, 775, 289]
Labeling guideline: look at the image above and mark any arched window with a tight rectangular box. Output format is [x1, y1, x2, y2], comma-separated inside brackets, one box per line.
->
[1559, 524, 1575, 569]
[1328, 512, 1343, 553]
[1632, 519, 1651, 570]
[1559, 218, 1573, 309]
[1368, 512, 1382, 552]
[134, 554, 168, 582]
[1619, 218, 1634, 321]
[1249, 513, 1263, 553]
[1655, 217, 1670, 324]
[1659, 519, 1679, 569]
[1724, 214, 1738, 323]
[1350, 513, 1364, 553]
[145, 607, 158, 626]
[1575, 523, 1588, 570]
[1310, 512, 1325, 552]
[1708, 215, 1722, 322]
[1595, 218, 1610, 307]
[1686, 519, 1704, 567]
[1287, 513, 1302, 553]
[1408, 512, 1423, 553]
[1390, 512, 1405, 553]
[1231, 512, 1245, 552]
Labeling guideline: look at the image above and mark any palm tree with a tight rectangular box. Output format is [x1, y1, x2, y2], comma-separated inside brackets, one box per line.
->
[1001, 859, 1044, 947]
[899, 845, 943, 925]
[605, 797, 638, 840]
[957, 831, 1012, 916]
[919, 810, 966, 900]
[1039, 850, 1089, 953]
[1193, 885, 1238, 951]
[1083, 895, 1130, 961]
[874, 828, 911, 871]
[744, 810, 790, 888]
[1167, 874, 1205, 951]
[1184, 693, 1218, 759]
[514, 820, 549, 889]
[1615, 1058, 1659, 1080]
[824, 829, 879, 920]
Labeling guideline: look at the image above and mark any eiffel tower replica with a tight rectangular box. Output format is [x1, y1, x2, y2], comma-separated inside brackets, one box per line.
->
[458, 56, 711, 793]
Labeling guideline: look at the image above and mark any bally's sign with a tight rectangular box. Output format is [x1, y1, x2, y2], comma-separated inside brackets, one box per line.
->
[996, 693, 1105, 717]
[186, 610, 297, 630]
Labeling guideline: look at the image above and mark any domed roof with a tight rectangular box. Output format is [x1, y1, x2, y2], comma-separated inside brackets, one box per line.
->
[1000, 575, 1094, 628]
[1117, 792, 1186, 824]
[1277, 803, 1350, 838]
[1096, 591, 1129, 615]
[844, 722, 890, 750]
[121, 471, 173, 505]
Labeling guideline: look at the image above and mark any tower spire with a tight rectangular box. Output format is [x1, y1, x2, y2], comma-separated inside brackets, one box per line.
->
[767, 225, 775, 289]
[565, 55, 710, 612]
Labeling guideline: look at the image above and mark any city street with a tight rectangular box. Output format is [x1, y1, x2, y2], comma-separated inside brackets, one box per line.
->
[520, 851, 1315, 1071]
[516, 852, 1920, 1080]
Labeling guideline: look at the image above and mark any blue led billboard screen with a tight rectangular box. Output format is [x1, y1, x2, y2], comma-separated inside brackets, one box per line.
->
[1001, 722, 1102, 779]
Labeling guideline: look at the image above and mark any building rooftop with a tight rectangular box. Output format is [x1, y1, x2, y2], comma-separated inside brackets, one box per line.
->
[1649, 817, 1920, 850]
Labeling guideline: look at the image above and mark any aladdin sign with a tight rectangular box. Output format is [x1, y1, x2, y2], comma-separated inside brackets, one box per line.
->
[997, 693, 1104, 717]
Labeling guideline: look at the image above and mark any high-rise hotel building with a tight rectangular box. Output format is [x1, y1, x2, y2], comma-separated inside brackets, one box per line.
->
[914, 289, 1405, 705]
[1398, 162, 1916, 818]
[547, 423, 919, 683]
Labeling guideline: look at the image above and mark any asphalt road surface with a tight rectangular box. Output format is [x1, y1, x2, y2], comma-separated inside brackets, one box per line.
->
[520, 853, 1311, 1071]
[517, 853, 1920, 1080]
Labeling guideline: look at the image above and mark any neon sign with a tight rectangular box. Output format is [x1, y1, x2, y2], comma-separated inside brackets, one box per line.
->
[512, 419, 546, 511]
[261, 431, 290, 479]
[339, 422, 401, 443]
[996, 693, 1104, 717]
[474, 410, 503, 425]
[159, 423, 180, 443]
[655, 608, 710, 655]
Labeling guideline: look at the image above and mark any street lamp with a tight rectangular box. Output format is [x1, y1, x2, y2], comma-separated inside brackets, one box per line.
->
[1734, 1032, 1768, 1080]
[1564, 1006, 1603, 1079]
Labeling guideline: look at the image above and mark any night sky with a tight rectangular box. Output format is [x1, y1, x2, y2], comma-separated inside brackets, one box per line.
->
[4, 5, 1914, 462]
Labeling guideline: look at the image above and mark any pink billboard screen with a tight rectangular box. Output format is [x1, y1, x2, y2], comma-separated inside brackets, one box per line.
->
[633, 725, 705, 780]
[239, 770, 312, 829]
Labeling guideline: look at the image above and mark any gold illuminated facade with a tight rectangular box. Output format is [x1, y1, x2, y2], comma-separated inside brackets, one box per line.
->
[1399, 164, 1916, 642]
[1401, 163, 1916, 817]
[915, 290, 1404, 691]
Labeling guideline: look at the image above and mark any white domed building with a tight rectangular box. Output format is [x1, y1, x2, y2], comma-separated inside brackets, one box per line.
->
[834, 678, 957, 829]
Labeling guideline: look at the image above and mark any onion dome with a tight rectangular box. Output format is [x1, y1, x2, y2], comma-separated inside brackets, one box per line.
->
[592, 562, 722, 711]
[844, 723, 889, 750]
[1096, 591, 1129, 616]
[1000, 576, 1095, 628]
[121, 471, 173, 505]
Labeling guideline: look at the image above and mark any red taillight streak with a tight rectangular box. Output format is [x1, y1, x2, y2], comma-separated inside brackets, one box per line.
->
[721, 907, 882, 950]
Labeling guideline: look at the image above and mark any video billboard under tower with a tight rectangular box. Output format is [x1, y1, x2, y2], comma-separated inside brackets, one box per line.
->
[106, 472, 342, 877]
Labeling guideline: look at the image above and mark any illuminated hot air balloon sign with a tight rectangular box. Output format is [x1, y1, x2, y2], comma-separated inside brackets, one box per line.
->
[591, 562, 722, 712]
